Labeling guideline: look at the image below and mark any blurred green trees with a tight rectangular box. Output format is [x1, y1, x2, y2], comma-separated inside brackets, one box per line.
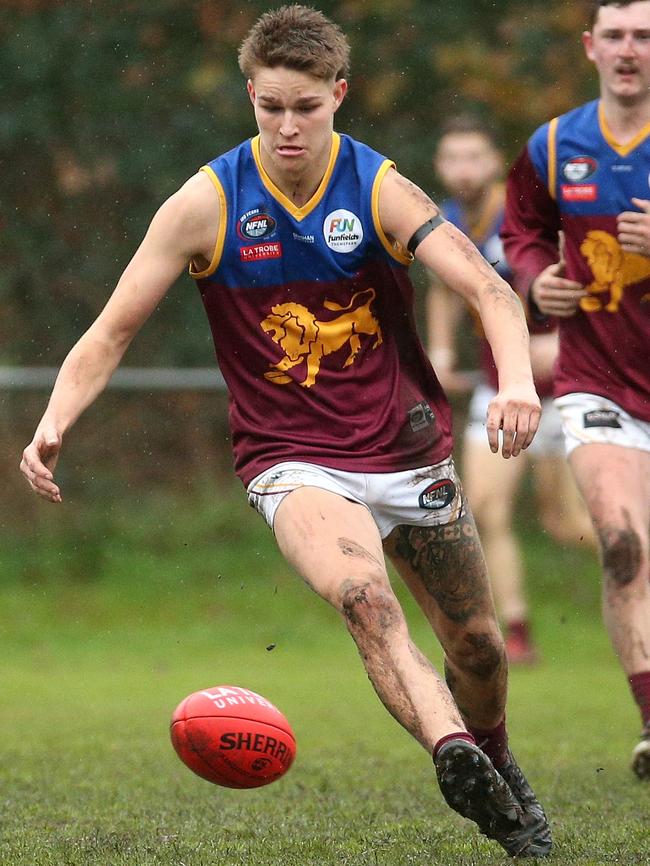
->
[2, 0, 598, 367]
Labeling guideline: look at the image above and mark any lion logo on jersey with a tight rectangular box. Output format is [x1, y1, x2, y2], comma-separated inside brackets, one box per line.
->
[580, 230, 650, 313]
[260, 288, 383, 388]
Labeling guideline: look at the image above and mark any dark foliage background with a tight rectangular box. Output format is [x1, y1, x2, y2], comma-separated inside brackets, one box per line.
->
[1, 0, 599, 523]
[2, 0, 598, 363]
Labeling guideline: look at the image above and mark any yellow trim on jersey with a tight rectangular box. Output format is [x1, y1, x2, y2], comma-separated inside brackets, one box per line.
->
[372, 160, 413, 265]
[547, 117, 558, 200]
[599, 101, 650, 156]
[251, 132, 340, 221]
[466, 183, 504, 244]
[189, 165, 227, 279]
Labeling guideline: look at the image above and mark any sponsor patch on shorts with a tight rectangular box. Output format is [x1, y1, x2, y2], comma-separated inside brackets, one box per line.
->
[583, 409, 622, 429]
[418, 479, 456, 510]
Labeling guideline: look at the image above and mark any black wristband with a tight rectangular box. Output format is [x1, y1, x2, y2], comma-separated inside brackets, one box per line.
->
[407, 214, 446, 255]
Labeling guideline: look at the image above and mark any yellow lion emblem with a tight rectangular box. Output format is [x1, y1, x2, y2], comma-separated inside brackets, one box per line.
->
[260, 288, 383, 388]
[580, 230, 650, 313]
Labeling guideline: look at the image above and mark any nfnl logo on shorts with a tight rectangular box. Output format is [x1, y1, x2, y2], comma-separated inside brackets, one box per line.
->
[561, 184, 597, 201]
[418, 479, 456, 511]
[238, 209, 277, 240]
[324, 209, 363, 253]
[240, 242, 282, 262]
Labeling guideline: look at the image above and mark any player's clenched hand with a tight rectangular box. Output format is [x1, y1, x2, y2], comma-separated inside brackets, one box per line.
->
[530, 261, 586, 317]
[486, 384, 541, 459]
[617, 198, 650, 255]
[20, 427, 63, 503]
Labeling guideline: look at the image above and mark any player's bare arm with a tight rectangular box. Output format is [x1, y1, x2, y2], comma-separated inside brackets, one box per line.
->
[378, 169, 541, 459]
[426, 279, 475, 393]
[20, 171, 220, 503]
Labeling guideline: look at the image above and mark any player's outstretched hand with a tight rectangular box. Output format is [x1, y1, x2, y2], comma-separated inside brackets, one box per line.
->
[617, 198, 650, 255]
[20, 428, 63, 502]
[486, 384, 541, 459]
[530, 260, 586, 317]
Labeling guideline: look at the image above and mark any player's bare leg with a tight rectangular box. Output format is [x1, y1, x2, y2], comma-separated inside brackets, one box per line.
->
[569, 444, 650, 777]
[273, 486, 466, 750]
[462, 436, 537, 664]
[383, 505, 551, 855]
[383, 508, 506, 732]
[532, 454, 595, 547]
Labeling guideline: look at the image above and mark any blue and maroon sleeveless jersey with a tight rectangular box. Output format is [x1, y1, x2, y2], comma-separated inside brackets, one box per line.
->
[443, 186, 553, 396]
[190, 132, 452, 485]
[503, 99, 650, 420]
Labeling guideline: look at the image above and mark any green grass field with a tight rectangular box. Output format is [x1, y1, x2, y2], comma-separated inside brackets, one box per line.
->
[2, 485, 648, 865]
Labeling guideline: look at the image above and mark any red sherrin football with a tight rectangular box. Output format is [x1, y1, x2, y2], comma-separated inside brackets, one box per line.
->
[170, 685, 296, 788]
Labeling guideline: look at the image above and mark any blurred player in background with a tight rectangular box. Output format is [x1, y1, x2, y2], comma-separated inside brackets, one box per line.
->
[428, 115, 593, 665]
[20, 5, 551, 854]
[503, 0, 650, 777]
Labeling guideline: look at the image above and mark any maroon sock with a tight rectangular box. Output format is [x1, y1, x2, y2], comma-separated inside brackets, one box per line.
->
[629, 671, 650, 729]
[432, 731, 476, 759]
[468, 718, 509, 768]
[507, 620, 530, 642]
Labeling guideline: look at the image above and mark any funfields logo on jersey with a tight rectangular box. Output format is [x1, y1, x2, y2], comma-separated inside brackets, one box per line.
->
[324, 209, 363, 253]
[237, 208, 277, 241]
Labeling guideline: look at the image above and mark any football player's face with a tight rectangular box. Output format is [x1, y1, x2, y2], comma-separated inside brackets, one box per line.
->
[584, 1, 650, 104]
[434, 132, 502, 204]
[247, 67, 347, 178]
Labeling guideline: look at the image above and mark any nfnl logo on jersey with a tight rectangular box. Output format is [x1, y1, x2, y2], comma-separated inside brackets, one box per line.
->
[324, 209, 363, 252]
[237, 209, 277, 240]
[562, 156, 598, 182]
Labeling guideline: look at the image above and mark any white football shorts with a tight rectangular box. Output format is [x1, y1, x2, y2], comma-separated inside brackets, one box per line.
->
[554, 392, 650, 456]
[246, 457, 465, 539]
[464, 383, 564, 457]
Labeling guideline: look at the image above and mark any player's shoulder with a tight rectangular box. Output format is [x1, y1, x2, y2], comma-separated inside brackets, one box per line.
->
[203, 138, 254, 173]
[151, 170, 223, 251]
[555, 99, 599, 138]
[526, 100, 598, 182]
[172, 171, 220, 218]
[529, 99, 598, 150]
[336, 132, 393, 174]
[339, 131, 381, 152]
[174, 140, 255, 216]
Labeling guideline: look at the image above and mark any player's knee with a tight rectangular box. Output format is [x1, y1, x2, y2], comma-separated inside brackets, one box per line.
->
[599, 525, 645, 588]
[473, 498, 510, 533]
[449, 630, 505, 679]
[340, 580, 403, 634]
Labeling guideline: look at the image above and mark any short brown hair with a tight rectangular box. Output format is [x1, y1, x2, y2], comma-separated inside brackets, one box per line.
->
[588, 1, 641, 28]
[238, 5, 350, 81]
[436, 114, 501, 151]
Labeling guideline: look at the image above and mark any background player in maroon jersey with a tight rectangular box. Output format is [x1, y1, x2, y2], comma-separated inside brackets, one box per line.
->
[503, 0, 650, 778]
[428, 116, 593, 665]
[20, 5, 550, 854]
